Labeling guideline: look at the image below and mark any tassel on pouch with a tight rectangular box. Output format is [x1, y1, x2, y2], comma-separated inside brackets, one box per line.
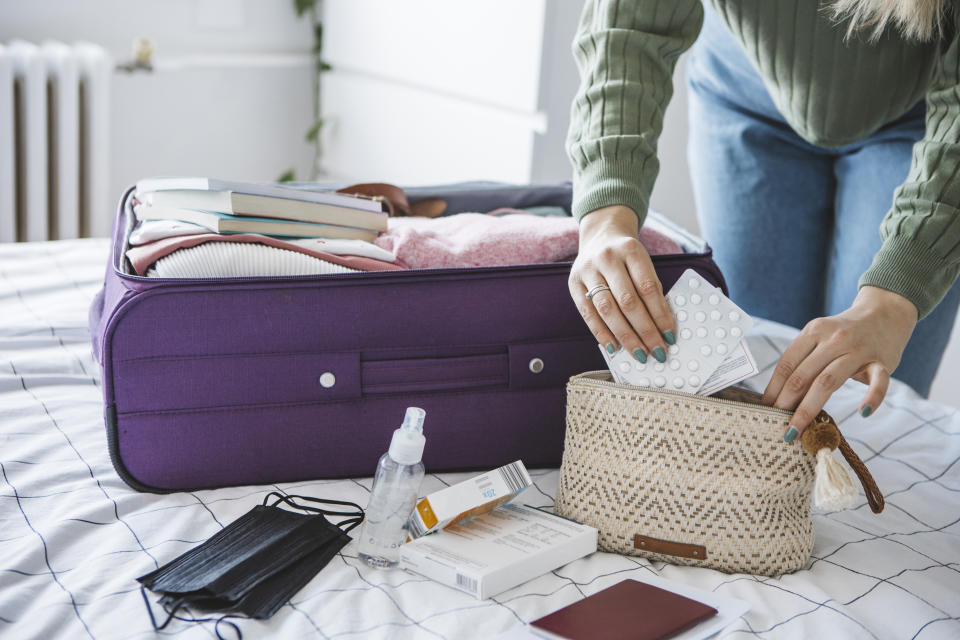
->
[813, 448, 857, 510]
[801, 413, 857, 511]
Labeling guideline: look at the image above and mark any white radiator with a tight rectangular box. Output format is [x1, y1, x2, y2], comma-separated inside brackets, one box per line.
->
[0, 41, 110, 242]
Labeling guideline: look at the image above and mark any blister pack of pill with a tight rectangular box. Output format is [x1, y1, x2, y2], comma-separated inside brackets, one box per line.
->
[600, 269, 758, 395]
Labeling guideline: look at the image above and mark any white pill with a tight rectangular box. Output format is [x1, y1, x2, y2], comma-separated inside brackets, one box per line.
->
[688, 375, 701, 387]
[689, 278, 700, 288]
[669, 359, 681, 370]
[690, 294, 702, 305]
[687, 360, 700, 371]
[700, 345, 712, 356]
[680, 328, 692, 340]
[634, 362, 646, 371]
[674, 295, 686, 306]
[715, 328, 727, 339]
[711, 310, 722, 320]
[695, 311, 707, 322]
[731, 327, 742, 337]
[677, 310, 688, 322]
[654, 363, 665, 372]
[654, 376, 666, 387]
[729, 311, 741, 321]
[673, 377, 684, 388]
[638, 377, 651, 386]
[716, 344, 728, 355]
[696, 327, 708, 338]
[668, 345, 679, 355]
[619, 361, 631, 372]
[709, 294, 720, 305]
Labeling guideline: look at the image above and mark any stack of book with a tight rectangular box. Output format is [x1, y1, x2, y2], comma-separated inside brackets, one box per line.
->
[133, 177, 389, 241]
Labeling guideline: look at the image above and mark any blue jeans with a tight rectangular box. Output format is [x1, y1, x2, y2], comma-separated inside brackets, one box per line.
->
[686, 7, 960, 397]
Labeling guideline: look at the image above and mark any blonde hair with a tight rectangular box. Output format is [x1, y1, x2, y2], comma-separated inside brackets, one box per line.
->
[830, 0, 949, 42]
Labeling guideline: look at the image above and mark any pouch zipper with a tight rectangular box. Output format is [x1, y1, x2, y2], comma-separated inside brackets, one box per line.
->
[570, 371, 794, 419]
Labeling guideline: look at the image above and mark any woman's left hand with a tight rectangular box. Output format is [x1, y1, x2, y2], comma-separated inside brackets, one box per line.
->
[762, 286, 918, 442]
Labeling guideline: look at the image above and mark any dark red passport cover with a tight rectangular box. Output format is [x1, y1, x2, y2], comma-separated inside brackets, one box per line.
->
[530, 579, 718, 640]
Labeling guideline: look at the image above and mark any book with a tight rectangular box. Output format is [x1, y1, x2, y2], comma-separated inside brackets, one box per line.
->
[529, 579, 718, 640]
[135, 177, 385, 213]
[407, 460, 533, 539]
[142, 190, 388, 232]
[399, 504, 597, 600]
[134, 204, 378, 242]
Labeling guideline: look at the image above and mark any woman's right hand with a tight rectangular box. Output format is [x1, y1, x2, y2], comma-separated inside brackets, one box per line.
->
[568, 205, 676, 363]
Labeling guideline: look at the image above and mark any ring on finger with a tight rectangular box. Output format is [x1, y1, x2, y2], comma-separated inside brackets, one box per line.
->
[585, 284, 611, 301]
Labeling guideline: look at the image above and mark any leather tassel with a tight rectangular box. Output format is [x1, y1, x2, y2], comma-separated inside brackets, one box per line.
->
[813, 448, 857, 510]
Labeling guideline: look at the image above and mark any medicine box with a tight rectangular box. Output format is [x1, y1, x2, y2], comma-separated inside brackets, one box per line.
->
[407, 460, 532, 538]
[399, 503, 598, 600]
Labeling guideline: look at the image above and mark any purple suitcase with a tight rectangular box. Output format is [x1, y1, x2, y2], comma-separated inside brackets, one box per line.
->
[89, 183, 727, 492]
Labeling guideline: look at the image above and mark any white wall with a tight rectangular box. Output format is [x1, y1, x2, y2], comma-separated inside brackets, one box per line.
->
[0, 0, 317, 220]
[319, 0, 548, 185]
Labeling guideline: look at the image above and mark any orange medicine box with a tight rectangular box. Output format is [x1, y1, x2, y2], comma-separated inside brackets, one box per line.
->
[407, 460, 532, 539]
[400, 503, 597, 599]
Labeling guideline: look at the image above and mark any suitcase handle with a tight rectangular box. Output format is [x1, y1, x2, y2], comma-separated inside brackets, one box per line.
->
[361, 352, 509, 394]
[358, 338, 603, 396]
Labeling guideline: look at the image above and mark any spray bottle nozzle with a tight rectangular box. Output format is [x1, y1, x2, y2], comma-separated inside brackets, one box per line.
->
[389, 407, 427, 465]
[401, 407, 426, 434]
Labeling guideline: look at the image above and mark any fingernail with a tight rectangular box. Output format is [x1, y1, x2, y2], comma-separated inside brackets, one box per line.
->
[784, 426, 799, 443]
[632, 348, 647, 363]
[653, 347, 666, 363]
[663, 330, 676, 345]
[861, 405, 872, 418]
[605, 343, 615, 354]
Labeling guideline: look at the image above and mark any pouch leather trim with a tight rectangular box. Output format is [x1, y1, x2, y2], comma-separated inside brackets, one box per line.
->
[634, 534, 707, 560]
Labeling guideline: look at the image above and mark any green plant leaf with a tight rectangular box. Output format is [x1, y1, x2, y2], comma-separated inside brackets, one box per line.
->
[277, 168, 297, 183]
[318, 60, 332, 73]
[305, 120, 325, 142]
[313, 23, 323, 53]
[293, 0, 316, 17]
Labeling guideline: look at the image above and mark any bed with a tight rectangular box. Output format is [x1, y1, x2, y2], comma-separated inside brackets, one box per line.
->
[1, 237, 958, 639]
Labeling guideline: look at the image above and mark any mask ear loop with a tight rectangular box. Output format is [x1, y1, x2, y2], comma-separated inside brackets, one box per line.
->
[262, 491, 365, 533]
[140, 586, 245, 640]
[263, 491, 363, 516]
[140, 586, 184, 632]
[338, 515, 364, 534]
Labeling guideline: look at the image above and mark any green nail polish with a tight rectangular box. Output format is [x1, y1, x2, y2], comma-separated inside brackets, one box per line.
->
[784, 426, 799, 443]
[605, 343, 615, 354]
[663, 330, 676, 345]
[633, 348, 647, 363]
[861, 405, 872, 418]
[653, 347, 666, 363]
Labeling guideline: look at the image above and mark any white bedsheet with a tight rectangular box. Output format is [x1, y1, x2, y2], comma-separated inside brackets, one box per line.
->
[1, 238, 958, 640]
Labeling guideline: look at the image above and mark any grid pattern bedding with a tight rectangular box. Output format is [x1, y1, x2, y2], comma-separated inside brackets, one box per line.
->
[1, 238, 958, 639]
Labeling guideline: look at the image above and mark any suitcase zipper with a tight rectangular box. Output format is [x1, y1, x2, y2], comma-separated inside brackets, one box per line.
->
[570, 371, 794, 419]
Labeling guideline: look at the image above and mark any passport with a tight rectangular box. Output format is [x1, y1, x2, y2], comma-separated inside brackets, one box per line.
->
[530, 579, 718, 640]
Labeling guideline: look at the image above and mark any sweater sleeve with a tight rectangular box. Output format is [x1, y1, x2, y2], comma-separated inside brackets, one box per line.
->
[859, 29, 960, 319]
[566, 0, 704, 223]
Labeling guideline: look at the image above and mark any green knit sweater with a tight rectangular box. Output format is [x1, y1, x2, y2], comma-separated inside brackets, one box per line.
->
[567, 0, 960, 318]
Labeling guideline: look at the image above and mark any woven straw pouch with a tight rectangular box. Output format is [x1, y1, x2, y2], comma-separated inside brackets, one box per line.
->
[555, 372, 883, 576]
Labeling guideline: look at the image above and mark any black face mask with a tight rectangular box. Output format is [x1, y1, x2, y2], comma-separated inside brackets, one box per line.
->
[138, 493, 363, 638]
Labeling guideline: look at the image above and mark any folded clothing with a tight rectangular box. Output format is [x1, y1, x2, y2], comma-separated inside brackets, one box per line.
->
[126, 233, 401, 276]
[126, 212, 683, 278]
[374, 213, 682, 269]
[146, 242, 361, 278]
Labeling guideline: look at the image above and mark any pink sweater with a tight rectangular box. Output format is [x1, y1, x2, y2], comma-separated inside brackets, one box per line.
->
[374, 212, 682, 269]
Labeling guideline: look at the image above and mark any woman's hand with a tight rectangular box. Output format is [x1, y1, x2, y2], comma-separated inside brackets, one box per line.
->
[568, 205, 676, 363]
[762, 285, 918, 442]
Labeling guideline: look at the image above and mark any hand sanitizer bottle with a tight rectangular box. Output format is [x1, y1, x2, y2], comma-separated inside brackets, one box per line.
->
[358, 407, 426, 568]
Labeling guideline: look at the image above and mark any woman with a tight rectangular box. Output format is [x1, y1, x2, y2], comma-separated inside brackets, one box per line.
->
[567, 0, 960, 441]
